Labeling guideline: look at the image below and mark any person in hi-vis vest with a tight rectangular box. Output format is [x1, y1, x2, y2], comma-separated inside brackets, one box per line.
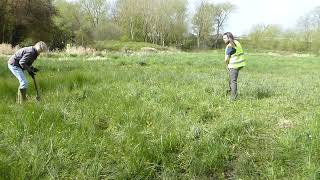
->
[223, 32, 246, 100]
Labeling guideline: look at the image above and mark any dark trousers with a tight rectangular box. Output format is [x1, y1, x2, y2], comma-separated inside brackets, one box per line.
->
[228, 67, 243, 99]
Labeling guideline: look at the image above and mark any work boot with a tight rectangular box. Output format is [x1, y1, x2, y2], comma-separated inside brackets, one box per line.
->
[230, 94, 237, 101]
[17, 88, 27, 104]
[230, 91, 237, 101]
[225, 89, 231, 96]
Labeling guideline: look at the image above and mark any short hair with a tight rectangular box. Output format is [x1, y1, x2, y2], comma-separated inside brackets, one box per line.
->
[35, 41, 48, 52]
[223, 32, 234, 40]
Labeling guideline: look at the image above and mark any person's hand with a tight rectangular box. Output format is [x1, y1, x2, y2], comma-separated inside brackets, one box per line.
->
[30, 66, 39, 73]
[30, 66, 39, 72]
[28, 69, 36, 77]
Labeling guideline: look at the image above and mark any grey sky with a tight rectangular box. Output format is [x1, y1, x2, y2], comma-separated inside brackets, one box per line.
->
[189, 0, 320, 36]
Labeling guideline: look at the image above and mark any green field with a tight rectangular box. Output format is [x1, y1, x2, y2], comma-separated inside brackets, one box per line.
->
[1, 52, 320, 179]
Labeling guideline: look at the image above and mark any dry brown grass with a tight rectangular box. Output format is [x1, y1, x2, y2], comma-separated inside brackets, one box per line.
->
[65, 44, 96, 56]
[0, 43, 19, 55]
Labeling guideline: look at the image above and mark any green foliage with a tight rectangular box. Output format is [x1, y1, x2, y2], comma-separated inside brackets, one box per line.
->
[192, 1, 217, 48]
[1, 52, 320, 178]
[245, 24, 319, 53]
[114, 0, 189, 46]
[310, 31, 320, 54]
[246, 24, 282, 50]
[0, 0, 56, 45]
[245, 6, 320, 53]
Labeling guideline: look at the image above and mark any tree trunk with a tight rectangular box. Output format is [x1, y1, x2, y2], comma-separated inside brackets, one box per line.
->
[81, 34, 84, 46]
[2, 24, 4, 43]
[130, 20, 134, 41]
[215, 26, 220, 49]
[144, 34, 148, 43]
[144, 23, 148, 42]
[160, 33, 163, 46]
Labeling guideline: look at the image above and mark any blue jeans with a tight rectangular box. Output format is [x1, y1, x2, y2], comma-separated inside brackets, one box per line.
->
[8, 64, 28, 89]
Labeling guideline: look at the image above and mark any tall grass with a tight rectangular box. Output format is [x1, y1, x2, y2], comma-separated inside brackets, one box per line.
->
[0, 52, 320, 179]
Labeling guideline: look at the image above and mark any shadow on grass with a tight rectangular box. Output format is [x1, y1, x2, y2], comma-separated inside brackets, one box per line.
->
[241, 86, 274, 100]
[255, 87, 273, 99]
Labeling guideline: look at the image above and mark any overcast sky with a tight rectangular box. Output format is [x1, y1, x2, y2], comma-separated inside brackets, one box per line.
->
[189, 0, 320, 36]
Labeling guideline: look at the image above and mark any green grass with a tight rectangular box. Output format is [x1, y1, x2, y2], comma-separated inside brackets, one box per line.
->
[0, 52, 320, 179]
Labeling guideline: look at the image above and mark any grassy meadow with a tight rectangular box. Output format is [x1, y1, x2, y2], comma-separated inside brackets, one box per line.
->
[0, 51, 320, 179]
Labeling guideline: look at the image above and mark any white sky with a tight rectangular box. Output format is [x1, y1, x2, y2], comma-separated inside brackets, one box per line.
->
[189, 0, 320, 36]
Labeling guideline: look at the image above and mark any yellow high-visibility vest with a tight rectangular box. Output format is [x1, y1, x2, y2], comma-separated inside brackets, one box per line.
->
[226, 40, 246, 69]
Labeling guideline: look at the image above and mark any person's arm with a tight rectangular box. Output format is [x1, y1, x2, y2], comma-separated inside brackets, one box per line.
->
[225, 54, 231, 65]
[19, 53, 36, 76]
[225, 45, 236, 66]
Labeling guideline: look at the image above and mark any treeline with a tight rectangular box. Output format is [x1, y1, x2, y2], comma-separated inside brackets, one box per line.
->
[0, 0, 56, 46]
[53, 0, 236, 50]
[0, 0, 234, 50]
[0, 0, 319, 53]
[244, 7, 320, 54]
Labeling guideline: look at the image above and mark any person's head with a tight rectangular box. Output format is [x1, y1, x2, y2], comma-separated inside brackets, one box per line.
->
[34, 41, 48, 54]
[223, 32, 234, 44]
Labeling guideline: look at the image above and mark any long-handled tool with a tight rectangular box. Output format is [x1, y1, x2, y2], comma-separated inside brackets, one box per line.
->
[32, 75, 41, 101]
[225, 66, 231, 96]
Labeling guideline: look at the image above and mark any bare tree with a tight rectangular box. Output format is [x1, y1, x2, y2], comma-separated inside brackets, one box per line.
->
[112, 0, 187, 46]
[213, 2, 235, 48]
[297, 6, 320, 44]
[114, 0, 143, 41]
[80, 0, 107, 28]
[192, 0, 215, 48]
[168, 0, 188, 46]
[297, 15, 313, 43]
[310, 6, 320, 29]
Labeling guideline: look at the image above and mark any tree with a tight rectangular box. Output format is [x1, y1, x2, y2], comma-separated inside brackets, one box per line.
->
[192, 0, 216, 48]
[310, 6, 320, 29]
[112, 0, 188, 46]
[297, 15, 313, 43]
[163, 0, 188, 46]
[54, 0, 106, 46]
[151, 0, 188, 46]
[54, 0, 84, 46]
[0, 0, 56, 45]
[247, 24, 282, 50]
[296, 6, 320, 53]
[114, 0, 143, 41]
[213, 2, 235, 48]
[80, 0, 108, 28]
[0, 0, 11, 43]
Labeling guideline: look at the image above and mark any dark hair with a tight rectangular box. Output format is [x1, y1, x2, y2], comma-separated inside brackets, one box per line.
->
[223, 32, 234, 40]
